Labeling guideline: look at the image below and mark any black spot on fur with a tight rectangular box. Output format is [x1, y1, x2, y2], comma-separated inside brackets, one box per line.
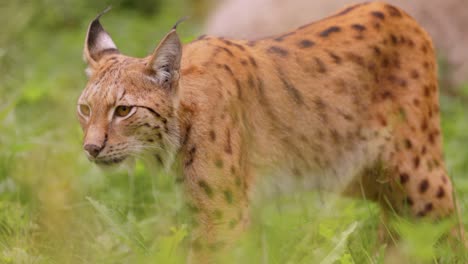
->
[373, 22, 381, 30]
[225, 129, 233, 154]
[421, 44, 428, 54]
[222, 39, 233, 45]
[267, 46, 289, 57]
[249, 56, 258, 67]
[247, 73, 255, 88]
[405, 196, 414, 206]
[390, 34, 398, 45]
[346, 52, 365, 67]
[398, 79, 408, 88]
[223, 39, 246, 51]
[299, 39, 315, 48]
[185, 146, 197, 167]
[235, 79, 242, 99]
[234, 43, 245, 51]
[428, 131, 437, 145]
[425, 202, 433, 211]
[209, 130, 216, 141]
[419, 179, 429, 193]
[372, 45, 381, 56]
[198, 180, 214, 198]
[424, 85, 431, 97]
[442, 175, 448, 184]
[436, 186, 445, 198]
[404, 139, 412, 149]
[314, 97, 328, 122]
[400, 173, 409, 184]
[328, 51, 342, 64]
[351, 24, 366, 32]
[339, 111, 354, 121]
[219, 46, 234, 57]
[222, 64, 243, 99]
[417, 210, 426, 217]
[314, 57, 327, 73]
[330, 129, 341, 144]
[421, 118, 428, 131]
[382, 57, 390, 68]
[423, 61, 430, 69]
[320, 26, 341, 37]
[314, 97, 327, 110]
[371, 11, 385, 20]
[377, 114, 387, 126]
[381, 90, 393, 100]
[256, 77, 280, 126]
[277, 68, 304, 104]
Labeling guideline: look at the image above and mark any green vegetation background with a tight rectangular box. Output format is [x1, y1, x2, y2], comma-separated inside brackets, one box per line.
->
[0, 1, 467, 263]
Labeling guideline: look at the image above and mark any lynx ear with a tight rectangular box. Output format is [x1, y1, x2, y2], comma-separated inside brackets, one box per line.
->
[146, 24, 183, 89]
[83, 7, 119, 73]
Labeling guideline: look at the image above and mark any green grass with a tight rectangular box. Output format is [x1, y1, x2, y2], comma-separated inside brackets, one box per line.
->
[1, 1, 467, 263]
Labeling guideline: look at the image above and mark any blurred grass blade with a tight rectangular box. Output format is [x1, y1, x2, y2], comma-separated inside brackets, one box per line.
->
[152, 226, 187, 263]
[0, 99, 18, 123]
[86, 196, 148, 252]
[319, 221, 358, 264]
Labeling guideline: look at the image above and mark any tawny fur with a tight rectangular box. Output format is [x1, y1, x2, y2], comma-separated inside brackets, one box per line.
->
[77, 2, 460, 262]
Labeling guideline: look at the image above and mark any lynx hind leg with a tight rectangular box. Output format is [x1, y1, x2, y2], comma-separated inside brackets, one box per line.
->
[369, 83, 463, 242]
[367, 30, 458, 224]
[378, 125, 467, 247]
[353, 109, 464, 251]
[349, 107, 455, 221]
[382, 127, 455, 219]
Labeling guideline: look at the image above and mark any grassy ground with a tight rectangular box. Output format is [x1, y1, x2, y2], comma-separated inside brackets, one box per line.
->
[1, 1, 467, 263]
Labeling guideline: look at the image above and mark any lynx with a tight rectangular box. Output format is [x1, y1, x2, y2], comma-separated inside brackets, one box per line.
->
[77, 2, 461, 261]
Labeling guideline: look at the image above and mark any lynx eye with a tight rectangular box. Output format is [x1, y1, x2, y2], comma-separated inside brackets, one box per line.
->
[115, 105, 133, 117]
[78, 104, 91, 117]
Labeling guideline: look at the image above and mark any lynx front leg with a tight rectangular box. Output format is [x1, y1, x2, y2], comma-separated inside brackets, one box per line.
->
[182, 127, 250, 263]
[185, 170, 250, 263]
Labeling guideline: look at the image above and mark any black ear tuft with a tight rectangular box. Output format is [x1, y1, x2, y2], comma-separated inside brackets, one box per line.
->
[146, 27, 183, 89]
[172, 16, 189, 30]
[83, 6, 119, 68]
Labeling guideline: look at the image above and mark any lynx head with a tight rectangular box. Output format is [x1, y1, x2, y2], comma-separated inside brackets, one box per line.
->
[77, 9, 183, 167]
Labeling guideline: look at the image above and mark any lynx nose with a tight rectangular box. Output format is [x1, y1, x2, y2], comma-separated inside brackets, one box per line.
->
[84, 144, 102, 158]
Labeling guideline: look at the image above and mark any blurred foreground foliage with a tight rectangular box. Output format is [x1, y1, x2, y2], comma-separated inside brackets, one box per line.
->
[0, 0, 467, 263]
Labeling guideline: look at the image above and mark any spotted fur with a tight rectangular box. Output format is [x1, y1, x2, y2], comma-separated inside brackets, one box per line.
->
[77, 2, 462, 262]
